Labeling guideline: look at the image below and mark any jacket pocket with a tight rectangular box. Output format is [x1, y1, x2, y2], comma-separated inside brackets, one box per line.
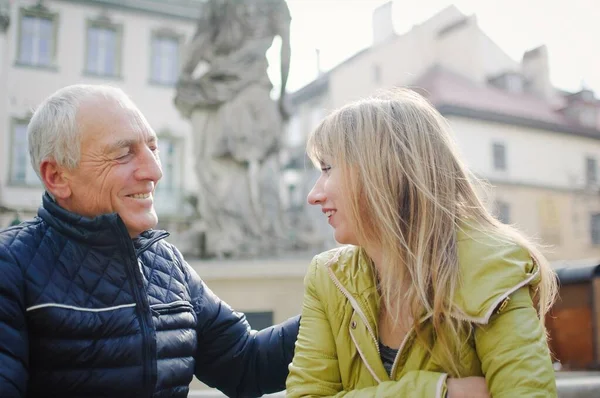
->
[151, 300, 194, 316]
[151, 300, 196, 331]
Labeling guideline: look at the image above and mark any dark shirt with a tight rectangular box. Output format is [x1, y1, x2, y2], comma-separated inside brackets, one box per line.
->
[379, 341, 399, 377]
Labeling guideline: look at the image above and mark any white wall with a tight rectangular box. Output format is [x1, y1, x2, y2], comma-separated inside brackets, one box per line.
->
[448, 116, 600, 189]
[327, 6, 518, 110]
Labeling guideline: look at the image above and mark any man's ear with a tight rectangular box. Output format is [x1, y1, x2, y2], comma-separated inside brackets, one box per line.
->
[40, 159, 72, 200]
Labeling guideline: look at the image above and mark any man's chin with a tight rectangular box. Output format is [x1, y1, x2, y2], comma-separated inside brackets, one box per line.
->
[124, 215, 159, 237]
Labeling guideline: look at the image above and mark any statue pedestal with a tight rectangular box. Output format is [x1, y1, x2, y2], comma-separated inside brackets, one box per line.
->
[187, 250, 314, 323]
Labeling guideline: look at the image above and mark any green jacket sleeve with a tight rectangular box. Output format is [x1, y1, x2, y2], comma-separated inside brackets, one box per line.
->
[475, 286, 557, 398]
[286, 259, 448, 398]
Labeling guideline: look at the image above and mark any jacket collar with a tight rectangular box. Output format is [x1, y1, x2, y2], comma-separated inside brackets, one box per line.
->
[38, 192, 169, 250]
[451, 225, 540, 323]
[325, 247, 381, 330]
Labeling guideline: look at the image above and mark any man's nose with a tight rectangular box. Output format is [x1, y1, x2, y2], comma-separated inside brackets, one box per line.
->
[136, 148, 163, 182]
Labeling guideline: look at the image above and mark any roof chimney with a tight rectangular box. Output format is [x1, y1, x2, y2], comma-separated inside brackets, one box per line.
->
[372, 1, 394, 45]
[315, 48, 323, 76]
[522, 45, 553, 100]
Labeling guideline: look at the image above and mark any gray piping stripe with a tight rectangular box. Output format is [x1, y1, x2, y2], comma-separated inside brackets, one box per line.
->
[26, 303, 136, 312]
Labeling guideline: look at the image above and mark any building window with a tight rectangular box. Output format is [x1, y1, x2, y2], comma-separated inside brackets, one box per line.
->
[85, 20, 122, 77]
[495, 200, 510, 224]
[150, 33, 180, 85]
[492, 142, 506, 171]
[591, 213, 600, 245]
[156, 137, 177, 193]
[586, 157, 597, 185]
[154, 135, 182, 215]
[244, 311, 274, 330]
[9, 120, 39, 186]
[17, 8, 57, 67]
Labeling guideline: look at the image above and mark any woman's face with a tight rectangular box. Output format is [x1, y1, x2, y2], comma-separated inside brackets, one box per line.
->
[307, 159, 360, 245]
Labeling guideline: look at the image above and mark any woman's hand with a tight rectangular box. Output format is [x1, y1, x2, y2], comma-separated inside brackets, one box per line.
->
[447, 377, 490, 398]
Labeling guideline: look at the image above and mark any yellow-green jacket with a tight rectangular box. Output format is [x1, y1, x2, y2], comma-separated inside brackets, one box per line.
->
[286, 228, 557, 397]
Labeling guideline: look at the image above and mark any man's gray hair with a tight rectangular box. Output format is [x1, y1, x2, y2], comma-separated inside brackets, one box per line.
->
[28, 84, 132, 180]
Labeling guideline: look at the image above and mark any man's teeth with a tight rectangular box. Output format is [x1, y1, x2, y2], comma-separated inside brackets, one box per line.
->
[130, 193, 151, 199]
[325, 210, 335, 217]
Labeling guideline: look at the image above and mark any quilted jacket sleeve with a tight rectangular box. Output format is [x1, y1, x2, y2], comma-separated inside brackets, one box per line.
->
[475, 286, 557, 397]
[176, 248, 299, 397]
[0, 239, 29, 397]
[286, 259, 448, 398]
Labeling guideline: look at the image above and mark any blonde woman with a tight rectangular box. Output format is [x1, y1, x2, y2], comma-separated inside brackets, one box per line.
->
[286, 90, 557, 397]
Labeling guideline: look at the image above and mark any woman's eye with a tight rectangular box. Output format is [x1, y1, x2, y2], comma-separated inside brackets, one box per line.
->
[321, 166, 332, 173]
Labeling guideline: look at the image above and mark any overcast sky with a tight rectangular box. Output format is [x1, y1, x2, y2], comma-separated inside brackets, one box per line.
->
[269, 0, 598, 95]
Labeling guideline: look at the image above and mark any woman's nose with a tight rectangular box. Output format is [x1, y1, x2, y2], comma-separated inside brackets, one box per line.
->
[307, 183, 325, 205]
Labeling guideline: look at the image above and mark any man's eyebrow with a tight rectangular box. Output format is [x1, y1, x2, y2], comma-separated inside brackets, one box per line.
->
[104, 136, 157, 153]
[105, 139, 136, 153]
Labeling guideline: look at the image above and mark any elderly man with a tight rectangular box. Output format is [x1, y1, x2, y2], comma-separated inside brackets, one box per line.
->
[0, 85, 299, 397]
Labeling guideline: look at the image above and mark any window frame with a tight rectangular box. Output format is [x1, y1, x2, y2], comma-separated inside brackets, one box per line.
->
[83, 17, 123, 78]
[153, 131, 184, 216]
[492, 142, 507, 171]
[7, 117, 41, 187]
[15, 5, 59, 70]
[149, 28, 182, 86]
[591, 213, 600, 246]
[586, 156, 598, 186]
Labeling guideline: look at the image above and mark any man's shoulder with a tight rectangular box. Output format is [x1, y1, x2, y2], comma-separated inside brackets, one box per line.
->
[146, 237, 182, 260]
[0, 219, 46, 271]
[0, 218, 45, 250]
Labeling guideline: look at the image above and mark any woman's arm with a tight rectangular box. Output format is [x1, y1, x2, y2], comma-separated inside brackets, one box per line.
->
[475, 286, 557, 398]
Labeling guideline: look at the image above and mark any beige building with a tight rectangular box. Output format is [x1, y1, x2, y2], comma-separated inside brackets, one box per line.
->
[285, 2, 600, 262]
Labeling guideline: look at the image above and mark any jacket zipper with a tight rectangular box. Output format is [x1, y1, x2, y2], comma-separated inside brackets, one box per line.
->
[327, 267, 379, 353]
[116, 224, 157, 396]
[327, 266, 383, 382]
[389, 313, 432, 378]
[447, 266, 539, 325]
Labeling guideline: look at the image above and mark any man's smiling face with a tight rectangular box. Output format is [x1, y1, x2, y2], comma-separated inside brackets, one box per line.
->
[60, 95, 163, 237]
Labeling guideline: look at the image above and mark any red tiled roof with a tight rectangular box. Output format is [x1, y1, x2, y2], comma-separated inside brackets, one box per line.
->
[411, 65, 569, 125]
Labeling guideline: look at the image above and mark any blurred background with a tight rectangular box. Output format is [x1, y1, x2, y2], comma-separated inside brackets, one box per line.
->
[0, 0, 599, 395]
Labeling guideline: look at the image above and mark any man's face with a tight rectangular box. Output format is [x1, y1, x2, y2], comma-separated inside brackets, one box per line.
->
[60, 96, 162, 237]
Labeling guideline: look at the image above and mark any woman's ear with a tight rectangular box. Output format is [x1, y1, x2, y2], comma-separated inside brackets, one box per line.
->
[40, 159, 72, 200]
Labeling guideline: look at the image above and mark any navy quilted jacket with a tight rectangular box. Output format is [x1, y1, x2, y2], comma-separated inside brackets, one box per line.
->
[0, 194, 299, 397]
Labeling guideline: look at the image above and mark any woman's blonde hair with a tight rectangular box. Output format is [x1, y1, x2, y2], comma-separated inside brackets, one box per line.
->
[306, 88, 557, 376]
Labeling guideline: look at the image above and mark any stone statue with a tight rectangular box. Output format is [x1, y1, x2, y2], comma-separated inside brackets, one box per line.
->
[174, 0, 291, 258]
